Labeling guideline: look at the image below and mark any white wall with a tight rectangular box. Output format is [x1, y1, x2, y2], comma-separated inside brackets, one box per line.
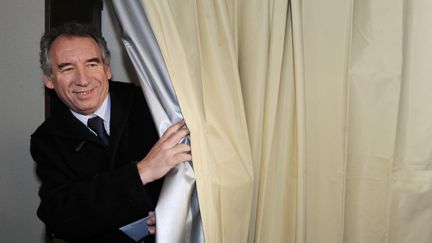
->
[0, 0, 45, 242]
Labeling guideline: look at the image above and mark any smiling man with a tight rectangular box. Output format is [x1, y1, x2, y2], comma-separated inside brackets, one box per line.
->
[31, 23, 191, 243]
[43, 35, 111, 115]
[43, 34, 111, 115]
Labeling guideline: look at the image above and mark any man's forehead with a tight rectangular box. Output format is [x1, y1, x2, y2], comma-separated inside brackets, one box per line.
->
[50, 35, 102, 59]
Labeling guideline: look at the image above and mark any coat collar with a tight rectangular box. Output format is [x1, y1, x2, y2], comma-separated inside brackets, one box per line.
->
[35, 81, 137, 151]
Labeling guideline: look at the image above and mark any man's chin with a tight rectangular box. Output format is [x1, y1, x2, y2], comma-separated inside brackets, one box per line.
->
[73, 106, 97, 115]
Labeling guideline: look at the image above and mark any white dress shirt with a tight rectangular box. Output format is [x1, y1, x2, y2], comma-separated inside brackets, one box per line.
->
[70, 94, 111, 135]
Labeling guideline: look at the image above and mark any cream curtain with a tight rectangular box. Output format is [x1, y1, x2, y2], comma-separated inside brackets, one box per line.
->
[304, 0, 432, 243]
[140, 0, 296, 242]
[115, 0, 432, 242]
[346, 1, 432, 243]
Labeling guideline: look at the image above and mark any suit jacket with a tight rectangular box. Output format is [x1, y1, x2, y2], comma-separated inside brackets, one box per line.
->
[31, 81, 162, 243]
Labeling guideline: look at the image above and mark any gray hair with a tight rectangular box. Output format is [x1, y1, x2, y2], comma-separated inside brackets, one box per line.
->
[39, 22, 111, 76]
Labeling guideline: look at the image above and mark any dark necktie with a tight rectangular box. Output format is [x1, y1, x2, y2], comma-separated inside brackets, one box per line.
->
[87, 116, 110, 146]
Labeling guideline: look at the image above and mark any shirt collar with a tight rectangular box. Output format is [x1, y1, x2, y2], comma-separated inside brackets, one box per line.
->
[70, 94, 111, 134]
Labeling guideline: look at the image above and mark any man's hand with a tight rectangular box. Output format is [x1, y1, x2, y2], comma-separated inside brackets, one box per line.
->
[146, 211, 156, 235]
[137, 120, 192, 185]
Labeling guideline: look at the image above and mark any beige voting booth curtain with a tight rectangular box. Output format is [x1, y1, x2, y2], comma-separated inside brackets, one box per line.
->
[127, 0, 431, 242]
[301, 0, 432, 242]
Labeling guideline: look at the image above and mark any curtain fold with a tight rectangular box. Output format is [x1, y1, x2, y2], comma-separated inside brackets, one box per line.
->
[138, 1, 255, 242]
[140, 0, 293, 242]
[110, 1, 204, 243]
[301, 0, 353, 242]
[344, 1, 402, 242]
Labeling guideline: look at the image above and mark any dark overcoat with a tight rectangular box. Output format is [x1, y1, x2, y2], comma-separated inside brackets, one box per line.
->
[31, 81, 162, 243]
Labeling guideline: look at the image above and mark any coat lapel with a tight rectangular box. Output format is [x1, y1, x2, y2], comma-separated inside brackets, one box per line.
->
[43, 82, 137, 169]
[45, 92, 102, 147]
[107, 82, 135, 168]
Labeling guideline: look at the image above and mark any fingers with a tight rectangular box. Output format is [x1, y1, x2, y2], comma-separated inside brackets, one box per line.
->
[137, 119, 192, 184]
[160, 120, 186, 140]
[148, 225, 156, 235]
[159, 120, 190, 148]
[174, 152, 192, 164]
[171, 143, 191, 154]
[147, 211, 156, 225]
[164, 143, 192, 166]
[167, 126, 190, 144]
[147, 211, 156, 235]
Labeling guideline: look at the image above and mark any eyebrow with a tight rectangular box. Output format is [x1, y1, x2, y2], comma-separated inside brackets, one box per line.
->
[56, 57, 102, 70]
[86, 57, 102, 64]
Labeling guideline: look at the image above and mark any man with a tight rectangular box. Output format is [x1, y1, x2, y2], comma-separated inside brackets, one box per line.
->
[31, 23, 191, 242]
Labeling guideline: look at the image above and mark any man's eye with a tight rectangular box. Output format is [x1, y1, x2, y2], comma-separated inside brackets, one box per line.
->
[88, 63, 99, 68]
[61, 67, 73, 73]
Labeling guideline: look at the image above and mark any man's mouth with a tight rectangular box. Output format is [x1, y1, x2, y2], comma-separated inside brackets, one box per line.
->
[74, 88, 95, 96]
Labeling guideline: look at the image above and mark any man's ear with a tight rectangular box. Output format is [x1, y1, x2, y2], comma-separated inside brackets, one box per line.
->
[43, 75, 55, 89]
[106, 65, 112, 80]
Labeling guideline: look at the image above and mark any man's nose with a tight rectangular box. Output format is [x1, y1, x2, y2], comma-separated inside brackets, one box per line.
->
[75, 66, 90, 85]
